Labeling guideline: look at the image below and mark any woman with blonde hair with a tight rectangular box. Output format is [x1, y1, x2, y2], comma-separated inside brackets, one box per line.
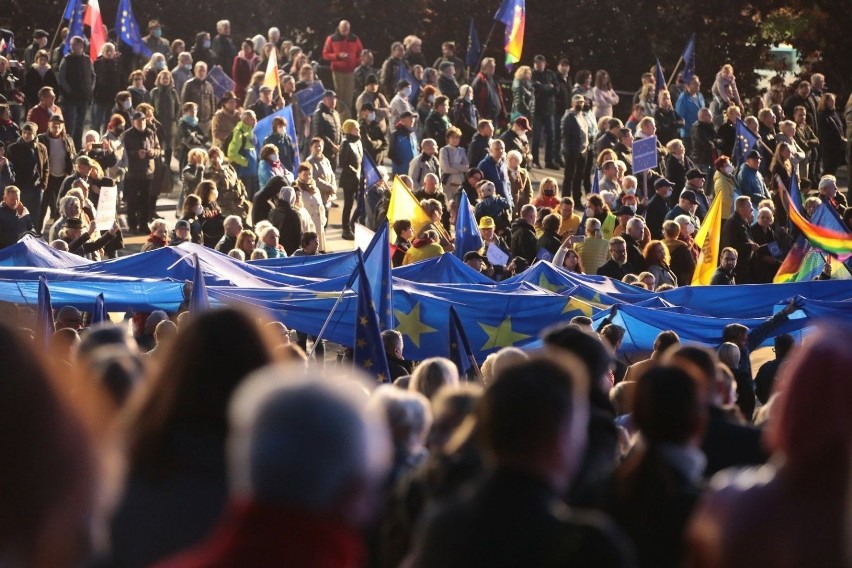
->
[409, 357, 460, 400]
[511, 65, 534, 121]
[532, 176, 559, 209]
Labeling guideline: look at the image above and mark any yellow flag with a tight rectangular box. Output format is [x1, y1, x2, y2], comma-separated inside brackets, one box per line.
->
[691, 192, 723, 285]
[263, 45, 280, 93]
[387, 176, 434, 241]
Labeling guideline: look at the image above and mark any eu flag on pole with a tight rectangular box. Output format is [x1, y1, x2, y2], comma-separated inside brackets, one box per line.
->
[654, 58, 666, 100]
[361, 151, 382, 191]
[465, 18, 481, 70]
[63, 0, 85, 55]
[353, 251, 392, 383]
[92, 292, 107, 324]
[37, 276, 54, 346]
[116, 0, 152, 57]
[454, 190, 483, 259]
[190, 254, 210, 313]
[398, 64, 420, 104]
[495, 0, 525, 69]
[448, 306, 480, 378]
[362, 220, 393, 331]
[733, 118, 759, 167]
[681, 34, 696, 84]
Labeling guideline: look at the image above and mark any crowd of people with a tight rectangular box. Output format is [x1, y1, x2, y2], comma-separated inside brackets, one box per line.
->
[0, 19, 848, 280]
[0, 15, 851, 568]
[1, 299, 849, 567]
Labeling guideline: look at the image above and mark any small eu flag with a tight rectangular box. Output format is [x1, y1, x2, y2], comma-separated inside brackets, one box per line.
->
[353, 251, 392, 383]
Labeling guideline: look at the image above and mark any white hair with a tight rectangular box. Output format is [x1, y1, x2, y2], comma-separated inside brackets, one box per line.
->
[216, 20, 230, 31]
[83, 129, 100, 143]
[149, 219, 168, 232]
[420, 138, 436, 149]
[626, 216, 645, 232]
[585, 217, 602, 236]
[409, 357, 459, 400]
[223, 215, 243, 230]
[227, 365, 391, 511]
[506, 149, 523, 163]
[674, 214, 693, 227]
[622, 175, 638, 188]
[483, 347, 528, 386]
[370, 386, 432, 453]
[228, 249, 245, 261]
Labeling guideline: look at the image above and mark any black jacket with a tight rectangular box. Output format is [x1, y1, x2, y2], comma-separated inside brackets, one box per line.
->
[701, 405, 767, 477]
[268, 202, 302, 255]
[690, 121, 717, 166]
[509, 218, 537, 263]
[0, 203, 34, 249]
[531, 68, 558, 117]
[709, 266, 735, 285]
[623, 234, 648, 273]
[720, 212, 754, 283]
[467, 133, 491, 169]
[311, 102, 341, 163]
[93, 56, 122, 105]
[597, 259, 632, 280]
[409, 470, 634, 568]
[644, 193, 670, 239]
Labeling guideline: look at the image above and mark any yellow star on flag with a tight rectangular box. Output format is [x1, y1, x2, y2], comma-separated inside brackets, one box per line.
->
[363, 359, 373, 369]
[377, 373, 386, 383]
[359, 316, 368, 326]
[394, 302, 438, 348]
[356, 338, 367, 348]
[538, 274, 564, 293]
[479, 316, 531, 350]
[563, 297, 594, 316]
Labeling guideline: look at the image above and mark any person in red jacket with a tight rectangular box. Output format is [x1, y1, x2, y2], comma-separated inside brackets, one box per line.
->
[322, 20, 363, 119]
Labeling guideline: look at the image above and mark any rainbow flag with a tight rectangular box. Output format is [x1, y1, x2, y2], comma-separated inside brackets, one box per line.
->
[782, 184, 852, 257]
[495, 0, 525, 68]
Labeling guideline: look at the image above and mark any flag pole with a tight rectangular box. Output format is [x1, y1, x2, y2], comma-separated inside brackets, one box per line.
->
[666, 56, 684, 89]
[307, 264, 360, 358]
[49, 0, 73, 52]
[474, 20, 499, 75]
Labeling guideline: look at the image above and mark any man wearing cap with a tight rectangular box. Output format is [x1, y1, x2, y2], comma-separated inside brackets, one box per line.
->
[26, 87, 63, 135]
[181, 62, 216, 137]
[478, 215, 510, 255]
[249, 85, 280, 121]
[389, 80, 415, 132]
[311, 90, 342, 169]
[322, 21, 363, 118]
[142, 20, 170, 61]
[665, 188, 701, 230]
[438, 61, 460, 103]
[561, 94, 589, 202]
[57, 36, 94, 149]
[359, 103, 388, 164]
[7, 123, 48, 220]
[353, 50, 378, 109]
[57, 155, 95, 208]
[500, 117, 532, 169]
[380, 42, 407, 100]
[170, 219, 192, 246]
[0, 186, 35, 249]
[211, 92, 241, 149]
[735, 149, 769, 208]
[122, 111, 162, 233]
[389, 110, 417, 176]
[645, 178, 674, 239]
[720, 196, 759, 284]
[355, 74, 389, 129]
[817, 174, 847, 214]
[23, 30, 50, 69]
[684, 168, 711, 220]
[37, 114, 75, 231]
[531, 55, 560, 169]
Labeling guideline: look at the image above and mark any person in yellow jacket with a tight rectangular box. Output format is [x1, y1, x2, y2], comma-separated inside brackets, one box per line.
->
[226, 110, 260, 198]
[402, 229, 444, 265]
[713, 155, 736, 221]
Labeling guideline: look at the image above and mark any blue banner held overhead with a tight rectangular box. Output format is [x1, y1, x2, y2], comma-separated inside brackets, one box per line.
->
[632, 135, 658, 174]
[254, 105, 300, 174]
[293, 81, 326, 117]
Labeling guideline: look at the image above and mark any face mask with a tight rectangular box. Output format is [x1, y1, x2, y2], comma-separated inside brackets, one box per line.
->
[628, 205, 637, 213]
[686, 224, 695, 234]
[184, 115, 198, 127]
[402, 86, 412, 97]
[724, 164, 734, 175]
[194, 205, 203, 215]
[585, 207, 594, 217]
[183, 63, 192, 71]
[625, 187, 636, 195]
[156, 61, 166, 70]
[270, 154, 279, 162]
[152, 29, 162, 38]
[665, 189, 673, 198]
[367, 112, 376, 122]
[544, 189, 554, 196]
[466, 92, 473, 101]
[428, 95, 435, 103]
[203, 40, 211, 49]
[122, 100, 132, 110]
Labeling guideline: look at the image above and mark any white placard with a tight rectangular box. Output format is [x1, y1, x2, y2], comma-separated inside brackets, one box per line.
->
[95, 185, 118, 231]
[486, 242, 510, 266]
